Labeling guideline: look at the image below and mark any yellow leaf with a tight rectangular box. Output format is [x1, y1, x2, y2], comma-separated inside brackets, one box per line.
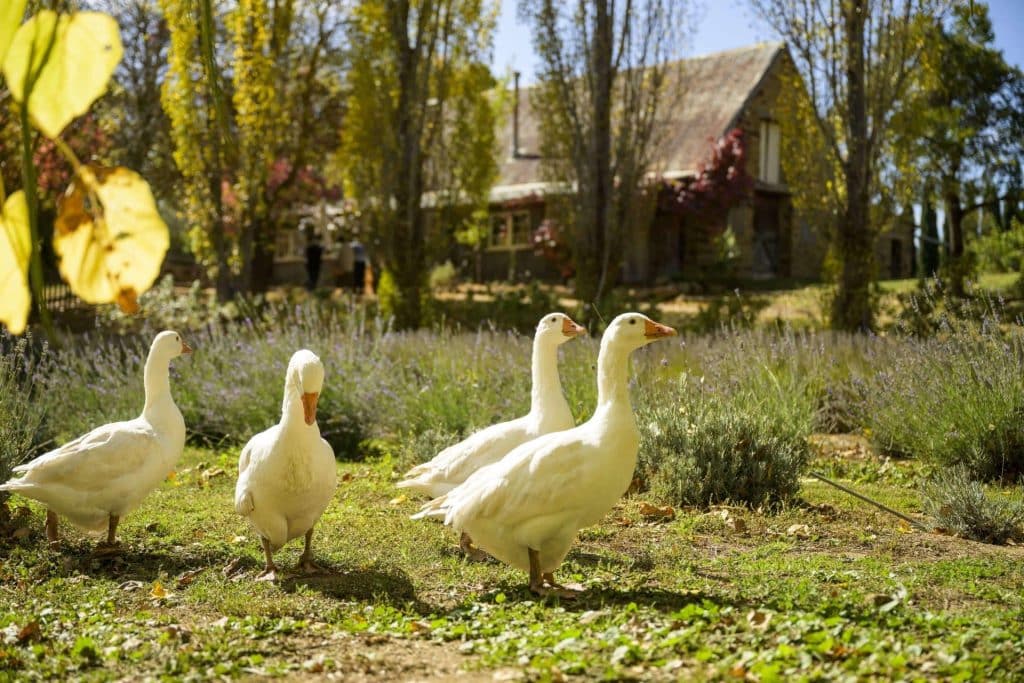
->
[0, 191, 31, 335]
[2, 11, 122, 139]
[0, 0, 27, 65]
[150, 581, 166, 598]
[53, 166, 168, 305]
[388, 495, 408, 506]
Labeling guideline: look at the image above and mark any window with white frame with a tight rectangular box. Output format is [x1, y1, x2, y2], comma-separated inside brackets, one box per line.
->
[759, 120, 781, 184]
[489, 211, 532, 249]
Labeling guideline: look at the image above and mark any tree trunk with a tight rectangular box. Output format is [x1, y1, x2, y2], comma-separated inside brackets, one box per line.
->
[944, 190, 968, 295]
[574, 0, 615, 321]
[832, 0, 874, 332]
[249, 220, 276, 293]
[388, 5, 426, 330]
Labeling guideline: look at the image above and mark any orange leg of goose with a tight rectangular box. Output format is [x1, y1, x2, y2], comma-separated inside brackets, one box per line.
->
[528, 548, 579, 600]
[45, 509, 59, 548]
[297, 528, 324, 574]
[257, 537, 278, 581]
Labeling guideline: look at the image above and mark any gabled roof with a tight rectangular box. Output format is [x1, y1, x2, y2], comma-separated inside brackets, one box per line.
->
[494, 42, 785, 196]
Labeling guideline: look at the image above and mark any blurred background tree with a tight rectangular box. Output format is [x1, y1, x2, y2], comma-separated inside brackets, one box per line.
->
[337, 0, 498, 329]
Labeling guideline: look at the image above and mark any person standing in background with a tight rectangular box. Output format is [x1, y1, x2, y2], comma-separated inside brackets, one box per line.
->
[351, 239, 366, 294]
[305, 232, 324, 291]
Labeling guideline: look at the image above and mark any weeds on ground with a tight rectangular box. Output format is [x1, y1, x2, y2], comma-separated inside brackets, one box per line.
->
[920, 466, 1024, 544]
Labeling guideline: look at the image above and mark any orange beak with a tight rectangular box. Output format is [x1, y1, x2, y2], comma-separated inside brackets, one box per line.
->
[644, 319, 677, 339]
[301, 392, 319, 426]
[181, 341, 193, 354]
[562, 317, 587, 337]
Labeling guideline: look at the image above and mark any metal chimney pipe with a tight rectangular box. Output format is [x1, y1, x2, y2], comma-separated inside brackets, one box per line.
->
[512, 70, 520, 159]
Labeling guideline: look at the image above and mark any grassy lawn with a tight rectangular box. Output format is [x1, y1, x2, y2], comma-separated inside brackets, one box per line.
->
[2, 445, 1022, 681]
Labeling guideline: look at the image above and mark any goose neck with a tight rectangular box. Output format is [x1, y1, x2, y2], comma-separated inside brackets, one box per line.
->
[595, 341, 632, 411]
[142, 352, 173, 420]
[529, 337, 563, 414]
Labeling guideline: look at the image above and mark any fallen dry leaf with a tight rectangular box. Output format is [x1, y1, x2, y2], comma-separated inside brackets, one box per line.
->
[388, 495, 408, 506]
[746, 610, 771, 630]
[12, 527, 30, 540]
[729, 517, 748, 533]
[176, 568, 204, 588]
[150, 581, 167, 599]
[786, 523, 811, 538]
[638, 501, 675, 520]
[16, 621, 40, 643]
[341, 472, 353, 483]
[222, 557, 245, 576]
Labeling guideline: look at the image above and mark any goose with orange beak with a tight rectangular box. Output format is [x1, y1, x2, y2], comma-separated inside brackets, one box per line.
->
[414, 313, 677, 598]
[397, 312, 586, 558]
[0, 330, 190, 553]
[235, 350, 337, 580]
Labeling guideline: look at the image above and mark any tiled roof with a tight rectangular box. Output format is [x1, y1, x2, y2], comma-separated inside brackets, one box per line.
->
[495, 42, 785, 193]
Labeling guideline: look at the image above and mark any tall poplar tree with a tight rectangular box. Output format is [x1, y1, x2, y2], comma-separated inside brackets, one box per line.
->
[338, 0, 497, 329]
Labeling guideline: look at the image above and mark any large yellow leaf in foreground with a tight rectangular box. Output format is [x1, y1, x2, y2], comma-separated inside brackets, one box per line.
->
[0, 0, 27, 65]
[0, 191, 31, 335]
[2, 11, 122, 139]
[54, 166, 169, 311]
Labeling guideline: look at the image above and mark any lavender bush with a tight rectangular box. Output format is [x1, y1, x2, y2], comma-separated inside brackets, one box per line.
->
[852, 309, 1024, 481]
[920, 466, 1024, 544]
[0, 333, 53, 506]
[634, 329, 820, 507]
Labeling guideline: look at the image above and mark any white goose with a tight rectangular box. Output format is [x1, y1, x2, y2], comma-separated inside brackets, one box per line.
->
[235, 350, 337, 580]
[413, 313, 676, 597]
[0, 330, 190, 552]
[397, 312, 585, 554]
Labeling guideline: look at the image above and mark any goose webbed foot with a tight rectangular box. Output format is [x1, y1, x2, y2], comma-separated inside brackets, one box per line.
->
[255, 567, 278, 582]
[459, 531, 490, 562]
[528, 548, 582, 600]
[257, 536, 278, 581]
[295, 528, 327, 575]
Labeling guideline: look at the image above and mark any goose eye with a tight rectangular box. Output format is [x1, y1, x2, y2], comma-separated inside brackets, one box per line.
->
[629, 319, 636, 325]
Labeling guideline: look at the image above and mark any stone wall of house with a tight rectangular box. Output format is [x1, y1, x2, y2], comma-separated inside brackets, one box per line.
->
[731, 50, 827, 281]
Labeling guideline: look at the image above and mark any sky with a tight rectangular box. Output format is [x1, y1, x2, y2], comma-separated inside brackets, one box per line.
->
[493, 0, 1024, 84]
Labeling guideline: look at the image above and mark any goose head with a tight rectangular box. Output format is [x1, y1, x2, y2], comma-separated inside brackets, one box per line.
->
[150, 330, 192, 361]
[601, 313, 677, 352]
[287, 350, 325, 426]
[535, 312, 587, 346]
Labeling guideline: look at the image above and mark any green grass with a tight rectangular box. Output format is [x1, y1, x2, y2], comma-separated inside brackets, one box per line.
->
[1, 446, 1022, 680]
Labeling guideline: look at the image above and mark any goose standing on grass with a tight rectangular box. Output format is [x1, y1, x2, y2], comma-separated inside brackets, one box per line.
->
[413, 313, 677, 598]
[235, 350, 336, 581]
[397, 312, 586, 555]
[0, 330, 191, 553]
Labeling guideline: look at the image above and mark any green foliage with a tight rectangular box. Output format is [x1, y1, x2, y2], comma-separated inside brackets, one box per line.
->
[972, 225, 1024, 273]
[636, 331, 818, 507]
[337, 0, 497, 328]
[920, 466, 1024, 544]
[428, 260, 457, 291]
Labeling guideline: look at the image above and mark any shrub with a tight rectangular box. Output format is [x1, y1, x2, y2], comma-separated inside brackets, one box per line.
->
[0, 333, 53, 506]
[634, 329, 818, 508]
[853, 299, 1024, 480]
[920, 466, 1024, 544]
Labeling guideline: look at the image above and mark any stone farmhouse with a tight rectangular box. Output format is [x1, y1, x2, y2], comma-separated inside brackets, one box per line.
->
[480, 42, 916, 285]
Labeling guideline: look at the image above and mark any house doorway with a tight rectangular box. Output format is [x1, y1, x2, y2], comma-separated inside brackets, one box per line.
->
[890, 238, 903, 279]
[752, 194, 781, 278]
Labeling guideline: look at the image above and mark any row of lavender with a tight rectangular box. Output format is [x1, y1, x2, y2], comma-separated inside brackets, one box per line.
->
[2, 295, 1022, 534]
